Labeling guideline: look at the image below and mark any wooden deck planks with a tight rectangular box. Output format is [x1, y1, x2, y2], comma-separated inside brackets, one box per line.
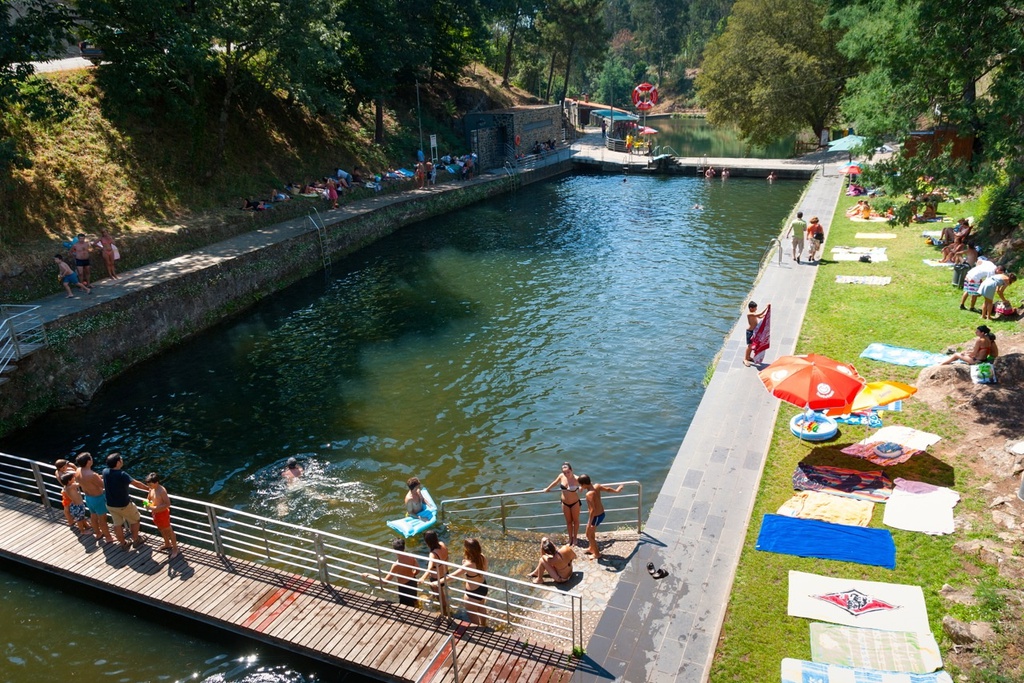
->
[0, 494, 575, 683]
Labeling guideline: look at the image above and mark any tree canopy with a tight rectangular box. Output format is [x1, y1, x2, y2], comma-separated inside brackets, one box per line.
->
[695, 0, 854, 145]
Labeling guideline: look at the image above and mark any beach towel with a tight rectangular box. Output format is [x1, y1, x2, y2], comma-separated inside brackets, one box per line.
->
[859, 343, 948, 367]
[810, 623, 942, 673]
[833, 412, 884, 428]
[832, 246, 889, 262]
[920, 230, 943, 239]
[882, 478, 959, 535]
[788, 571, 931, 632]
[866, 427, 941, 451]
[756, 515, 896, 569]
[840, 442, 920, 466]
[792, 463, 893, 503]
[782, 659, 952, 683]
[751, 304, 771, 363]
[836, 276, 891, 285]
[855, 233, 898, 239]
[777, 491, 874, 527]
[923, 259, 954, 267]
[850, 216, 892, 222]
[395, 168, 416, 177]
[445, 164, 460, 174]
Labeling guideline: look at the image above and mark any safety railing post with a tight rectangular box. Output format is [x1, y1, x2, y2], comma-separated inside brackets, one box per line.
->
[315, 534, 329, 583]
[636, 483, 643, 533]
[450, 631, 460, 683]
[504, 582, 512, 627]
[4, 317, 21, 359]
[207, 506, 224, 555]
[29, 460, 52, 513]
[260, 521, 271, 561]
[500, 497, 507, 536]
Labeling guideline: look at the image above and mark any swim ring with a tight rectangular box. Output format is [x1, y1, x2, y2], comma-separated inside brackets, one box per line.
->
[790, 412, 838, 442]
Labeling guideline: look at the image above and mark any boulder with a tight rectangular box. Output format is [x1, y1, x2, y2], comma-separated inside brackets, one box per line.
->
[942, 615, 998, 646]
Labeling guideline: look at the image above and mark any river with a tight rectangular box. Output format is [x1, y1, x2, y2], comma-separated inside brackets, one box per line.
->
[0, 172, 804, 682]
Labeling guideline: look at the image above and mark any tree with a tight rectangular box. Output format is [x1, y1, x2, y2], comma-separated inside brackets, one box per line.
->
[0, 0, 74, 171]
[829, 0, 1024, 222]
[628, 0, 683, 84]
[594, 54, 632, 109]
[695, 0, 855, 145]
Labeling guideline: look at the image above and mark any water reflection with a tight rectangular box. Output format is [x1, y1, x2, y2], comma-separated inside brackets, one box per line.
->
[645, 116, 796, 158]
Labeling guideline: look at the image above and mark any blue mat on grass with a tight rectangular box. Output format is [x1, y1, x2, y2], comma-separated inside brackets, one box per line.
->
[782, 659, 952, 683]
[860, 343, 947, 367]
[756, 514, 896, 569]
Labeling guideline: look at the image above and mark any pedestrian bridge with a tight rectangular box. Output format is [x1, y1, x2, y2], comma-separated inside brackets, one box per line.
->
[0, 452, 591, 682]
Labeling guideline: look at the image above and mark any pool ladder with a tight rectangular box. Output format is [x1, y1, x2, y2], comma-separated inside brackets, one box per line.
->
[759, 237, 783, 269]
[308, 208, 332, 277]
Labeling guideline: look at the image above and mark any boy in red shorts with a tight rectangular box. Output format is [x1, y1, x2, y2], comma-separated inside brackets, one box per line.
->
[144, 472, 180, 558]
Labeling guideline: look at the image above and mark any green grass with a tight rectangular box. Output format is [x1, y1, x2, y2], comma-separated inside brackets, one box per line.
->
[709, 193, 1021, 681]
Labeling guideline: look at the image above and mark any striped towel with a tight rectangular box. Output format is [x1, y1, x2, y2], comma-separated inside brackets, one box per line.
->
[810, 623, 943, 673]
[782, 659, 952, 683]
[836, 276, 891, 285]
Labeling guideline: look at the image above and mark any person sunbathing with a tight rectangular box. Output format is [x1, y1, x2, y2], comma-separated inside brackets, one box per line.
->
[845, 200, 868, 218]
[939, 326, 996, 365]
[527, 537, 575, 584]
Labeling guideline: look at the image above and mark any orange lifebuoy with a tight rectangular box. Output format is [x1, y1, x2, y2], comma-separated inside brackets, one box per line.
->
[514, 134, 521, 146]
[631, 83, 658, 111]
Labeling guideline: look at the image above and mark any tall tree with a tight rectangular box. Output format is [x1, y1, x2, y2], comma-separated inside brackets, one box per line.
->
[695, 0, 855, 145]
[829, 0, 1024, 214]
[628, 0, 683, 84]
[0, 0, 74, 171]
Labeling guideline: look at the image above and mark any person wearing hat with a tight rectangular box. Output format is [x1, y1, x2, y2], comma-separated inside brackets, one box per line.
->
[282, 457, 303, 481]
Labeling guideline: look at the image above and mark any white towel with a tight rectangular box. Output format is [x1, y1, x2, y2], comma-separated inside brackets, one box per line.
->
[864, 426, 940, 451]
[883, 478, 959, 535]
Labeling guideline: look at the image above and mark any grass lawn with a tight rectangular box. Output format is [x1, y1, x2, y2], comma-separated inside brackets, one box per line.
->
[709, 191, 1020, 681]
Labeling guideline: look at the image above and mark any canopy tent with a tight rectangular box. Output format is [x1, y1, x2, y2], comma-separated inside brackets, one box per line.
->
[590, 109, 639, 122]
[828, 134, 866, 152]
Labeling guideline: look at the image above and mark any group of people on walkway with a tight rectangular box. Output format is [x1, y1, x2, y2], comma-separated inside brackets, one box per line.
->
[783, 211, 826, 264]
[54, 231, 120, 297]
[55, 452, 180, 558]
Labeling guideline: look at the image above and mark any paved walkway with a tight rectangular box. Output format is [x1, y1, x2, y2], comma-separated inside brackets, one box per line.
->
[572, 168, 846, 682]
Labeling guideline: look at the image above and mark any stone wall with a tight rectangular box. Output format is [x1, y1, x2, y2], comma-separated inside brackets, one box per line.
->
[0, 162, 572, 435]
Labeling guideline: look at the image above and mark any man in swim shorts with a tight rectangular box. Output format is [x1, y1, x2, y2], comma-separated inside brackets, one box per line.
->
[102, 453, 149, 550]
[578, 474, 623, 560]
[743, 301, 768, 367]
[69, 234, 92, 287]
[784, 212, 807, 263]
[75, 452, 113, 543]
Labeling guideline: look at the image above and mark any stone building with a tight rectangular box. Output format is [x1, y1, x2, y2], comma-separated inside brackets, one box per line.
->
[463, 105, 563, 170]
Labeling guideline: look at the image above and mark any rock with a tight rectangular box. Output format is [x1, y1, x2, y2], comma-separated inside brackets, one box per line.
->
[989, 495, 1019, 510]
[999, 560, 1024, 581]
[969, 621, 998, 643]
[918, 363, 973, 389]
[979, 446, 1020, 479]
[939, 584, 978, 606]
[992, 510, 1019, 530]
[1010, 440, 1024, 456]
[994, 353, 1024, 386]
[981, 482, 1000, 492]
[943, 615, 977, 645]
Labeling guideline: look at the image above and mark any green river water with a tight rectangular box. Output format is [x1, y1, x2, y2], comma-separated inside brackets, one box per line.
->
[0, 173, 804, 682]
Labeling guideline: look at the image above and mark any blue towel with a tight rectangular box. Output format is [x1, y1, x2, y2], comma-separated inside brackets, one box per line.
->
[782, 659, 953, 683]
[860, 343, 948, 367]
[756, 514, 896, 569]
[833, 413, 883, 428]
[396, 168, 416, 177]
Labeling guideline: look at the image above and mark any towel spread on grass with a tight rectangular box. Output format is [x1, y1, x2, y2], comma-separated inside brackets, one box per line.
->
[832, 246, 889, 262]
[792, 463, 894, 502]
[833, 412, 884, 428]
[922, 259, 955, 267]
[777, 491, 874, 526]
[850, 215, 892, 222]
[866, 426, 941, 450]
[782, 659, 952, 683]
[757, 515, 896, 569]
[860, 343, 948, 367]
[855, 233, 898, 239]
[882, 478, 959, 535]
[841, 442, 921, 466]
[836, 276, 892, 285]
[920, 230, 943, 239]
[832, 246, 885, 254]
[788, 570, 930, 632]
[810, 623, 943, 673]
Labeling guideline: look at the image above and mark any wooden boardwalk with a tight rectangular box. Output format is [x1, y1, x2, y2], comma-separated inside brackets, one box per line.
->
[0, 493, 577, 682]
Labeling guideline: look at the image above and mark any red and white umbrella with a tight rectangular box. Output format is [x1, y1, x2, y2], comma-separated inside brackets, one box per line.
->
[758, 354, 865, 411]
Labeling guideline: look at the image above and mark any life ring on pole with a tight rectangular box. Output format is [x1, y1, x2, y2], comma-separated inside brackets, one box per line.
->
[514, 134, 521, 147]
[631, 83, 658, 111]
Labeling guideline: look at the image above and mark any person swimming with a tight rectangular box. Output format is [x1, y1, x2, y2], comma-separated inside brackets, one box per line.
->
[282, 457, 303, 481]
[405, 477, 426, 515]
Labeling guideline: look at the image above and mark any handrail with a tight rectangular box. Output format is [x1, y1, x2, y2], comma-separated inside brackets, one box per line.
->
[440, 481, 643, 537]
[0, 304, 46, 380]
[0, 451, 583, 650]
[759, 237, 783, 269]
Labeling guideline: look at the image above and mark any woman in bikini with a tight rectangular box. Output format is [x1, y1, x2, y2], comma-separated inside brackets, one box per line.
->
[446, 537, 488, 626]
[940, 325, 996, 365]
[420, 530, 450, 618]
[528, 537, 576, 584]
[543, 462, 581, 547]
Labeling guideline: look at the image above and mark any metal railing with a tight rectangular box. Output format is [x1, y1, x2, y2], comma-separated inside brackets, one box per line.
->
[759, 237, 783, 268]
[440, 481, 643, 537]
[0, 305, 46, 380]
[0, 451, 584, 652]
[307, 208, 331, 276]
[653, 145, 679, 157]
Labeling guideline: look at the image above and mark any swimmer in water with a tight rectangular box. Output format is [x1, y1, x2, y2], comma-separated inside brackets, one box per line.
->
[282, 457, 303, 481]
[405, 477, 426, 515]
[692, 204, 703, 210]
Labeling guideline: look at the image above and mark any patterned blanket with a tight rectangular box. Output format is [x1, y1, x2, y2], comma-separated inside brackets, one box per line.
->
[793, 463, 894, 502]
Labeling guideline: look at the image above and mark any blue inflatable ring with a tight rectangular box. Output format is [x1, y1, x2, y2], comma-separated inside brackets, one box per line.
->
[790, 412, 838, 442]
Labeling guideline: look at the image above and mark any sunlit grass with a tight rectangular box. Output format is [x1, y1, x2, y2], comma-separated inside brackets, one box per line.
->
[710, 192, 1016, 681]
